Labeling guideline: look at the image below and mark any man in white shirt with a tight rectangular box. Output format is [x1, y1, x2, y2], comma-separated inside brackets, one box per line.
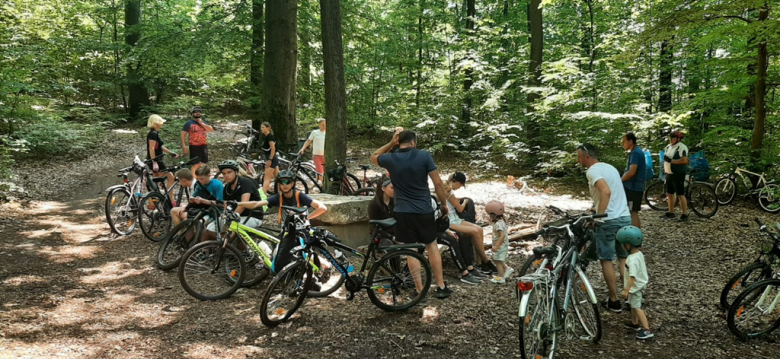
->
[577, 143, 632, 314]
[298, 118, 326, 182]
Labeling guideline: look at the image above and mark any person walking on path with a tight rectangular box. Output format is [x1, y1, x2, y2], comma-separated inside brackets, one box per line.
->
[621, 133, 646, 228]
[576, 143, 632, 313]
[298, 118, 326, 183]
[181, 106, 214, 175]
[661, 130, 690, 222]
[371, 129, 453, 299]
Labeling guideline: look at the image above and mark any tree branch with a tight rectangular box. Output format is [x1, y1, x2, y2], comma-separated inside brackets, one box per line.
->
[705, 15, 752, 23]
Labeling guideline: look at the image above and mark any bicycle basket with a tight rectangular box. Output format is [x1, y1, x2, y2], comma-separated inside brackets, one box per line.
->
[327, 164, 347, 182]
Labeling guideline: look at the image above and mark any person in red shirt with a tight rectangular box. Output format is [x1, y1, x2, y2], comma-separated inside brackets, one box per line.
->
[181, 106, 214, 175]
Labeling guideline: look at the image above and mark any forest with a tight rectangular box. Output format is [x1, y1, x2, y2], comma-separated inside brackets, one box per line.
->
[0, 0, 778, 180]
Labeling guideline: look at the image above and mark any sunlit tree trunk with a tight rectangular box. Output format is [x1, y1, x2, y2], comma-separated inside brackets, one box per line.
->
[261, 0, 298, 149]
[320, 0, 348, 192]
[125, 0, 150, 118]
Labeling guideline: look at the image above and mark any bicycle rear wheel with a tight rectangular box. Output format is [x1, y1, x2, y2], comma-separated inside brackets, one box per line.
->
[260, 260, 313, 327]
[352, 187, 375, 197]
[644, 180, 668, 211]
[230, 235, 272, 288]
[139, 192, 172, 242]
[366, 250, 431, 311]
[105, 188, 137, 235]
[720, 261, 771, 310]
[714, 177, 737, 205]
[519, 284, 554, 359]
[178, 241, 245, 301]
[570, 272, 601, 343]
[157, 219, 201, 271]
[689, 183, 718, 218]
[757, 184, 780, 213]
[727, 279, 780, 341]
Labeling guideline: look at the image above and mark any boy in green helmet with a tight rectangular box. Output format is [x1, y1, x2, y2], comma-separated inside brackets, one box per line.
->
[617, 225, 653, 340]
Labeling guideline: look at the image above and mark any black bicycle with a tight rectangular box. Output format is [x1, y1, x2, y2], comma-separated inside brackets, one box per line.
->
[719, 219, 780, 310]
[156, 205, 219, 271]
[259, 213, 432, 327]
[137, 156, 200, 241]
[644, 173, 719, 218]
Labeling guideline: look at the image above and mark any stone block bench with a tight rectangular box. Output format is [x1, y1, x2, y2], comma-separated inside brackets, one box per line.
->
[308, 194, 373, 248]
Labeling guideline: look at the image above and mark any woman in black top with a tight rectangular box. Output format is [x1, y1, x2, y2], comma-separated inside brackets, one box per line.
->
[260, 121, 279, 194]
[146, 114, 178, 195]
[368, 178, 395, 236]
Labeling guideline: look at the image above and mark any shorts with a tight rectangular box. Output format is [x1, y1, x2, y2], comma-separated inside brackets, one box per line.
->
[665, 172, 685, 196]
[394, 212, 437, 245]
[207, 215, 263, 232]
[492, 244, 509, 262]
[312, 155, 325, 175]
[189, 145, 209, 163]
[153, 160, 167, 172]
[628, 289, 644, 309]
[625, 189, 643, 212]
[595, 216, 631, 261]
[266, 155, 279, 169]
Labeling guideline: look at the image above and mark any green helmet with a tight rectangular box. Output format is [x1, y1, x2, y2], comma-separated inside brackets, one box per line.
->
[218, 160, 239, 172]
[616, 226, 643, 247]
[276, 170, 295, 182]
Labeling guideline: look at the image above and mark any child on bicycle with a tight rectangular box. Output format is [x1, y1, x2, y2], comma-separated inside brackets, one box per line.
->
[616, 226, 653, 340]
[487, 200, 513, 284]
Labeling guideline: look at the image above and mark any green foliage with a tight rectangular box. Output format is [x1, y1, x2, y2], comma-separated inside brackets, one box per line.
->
[14, 119, 104, 157]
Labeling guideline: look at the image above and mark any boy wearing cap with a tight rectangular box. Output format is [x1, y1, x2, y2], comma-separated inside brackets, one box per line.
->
[299, 118, 327, 182]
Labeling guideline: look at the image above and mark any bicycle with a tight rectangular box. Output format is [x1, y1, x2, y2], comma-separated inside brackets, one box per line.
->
[137, 156, 200, 241]
[714, 164, 780, 213]
[259, 215, 432, 327]
[156, 205, 219, 271]
[517, 206, 591, 277]
[230, 124, 261, 157]
[517, 213, 605, 359]
[644, 172, 719, 218]
[324, 159, 364, 195]
[720, 218, 780, 310]
[105, 154, 165, 236]
[727, 220, 780, 341]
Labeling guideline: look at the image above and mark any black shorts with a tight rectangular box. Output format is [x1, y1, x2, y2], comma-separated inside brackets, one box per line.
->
[665, 172, 686, 196]
[266, 155, 279, 169]
[153, 160, 167, 171]
[394, 212, 437, 245]
[625, 189, 643, 212]
[189, 145, 209, 163]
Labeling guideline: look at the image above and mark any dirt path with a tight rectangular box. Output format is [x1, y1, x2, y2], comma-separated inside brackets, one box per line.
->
[3, 129, 780, 358]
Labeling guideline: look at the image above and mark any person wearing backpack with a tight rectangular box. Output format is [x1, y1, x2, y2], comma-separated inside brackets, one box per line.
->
[661, 130, 690, 222]
[621, 133, 647, 228]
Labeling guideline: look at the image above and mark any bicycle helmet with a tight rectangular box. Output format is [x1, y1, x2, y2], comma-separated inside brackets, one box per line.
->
[616, 225, 644, 247]
[218, 160, 239, 172]
[669, 130, 684, 139]
[485, 200, 505, 216]
[190, 106, 203, 115]
[436, 215, 450, 233]
[276, 170, 296, 182]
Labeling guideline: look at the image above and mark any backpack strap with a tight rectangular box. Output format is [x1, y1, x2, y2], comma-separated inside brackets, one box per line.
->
[277, 190, 302, 224]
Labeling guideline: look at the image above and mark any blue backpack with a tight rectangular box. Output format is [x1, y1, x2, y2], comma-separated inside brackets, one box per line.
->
[643, 149, 655, 181]
[689, 150, 710, 181]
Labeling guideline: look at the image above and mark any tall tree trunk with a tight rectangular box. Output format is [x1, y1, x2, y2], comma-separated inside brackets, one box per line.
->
[112, 0, 127, 112]
[750, 5, 769, 159]
[261, 0, 298, 150]
[416, 1, 423, 108]
[320, 0, 348, 191]
[125, 0, 150, 119]
[585, 0, 596, 110]
[299, 17, 312, 109]
[526, 0, 543, 152]
[658, 40, 673, 112]
[250, 0, 264, 130]
[460, 0, 475, 130]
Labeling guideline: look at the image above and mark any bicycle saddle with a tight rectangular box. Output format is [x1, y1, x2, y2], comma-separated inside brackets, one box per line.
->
[360, 165, 371, 170]
[282, 205, 307, 215]
[532, 246, 557, 259]
[369, 218, 396, 228]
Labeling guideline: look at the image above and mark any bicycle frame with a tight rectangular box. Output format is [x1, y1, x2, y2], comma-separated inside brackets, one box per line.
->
[733, 168, 768, 192]
[227, 220, 281, 269]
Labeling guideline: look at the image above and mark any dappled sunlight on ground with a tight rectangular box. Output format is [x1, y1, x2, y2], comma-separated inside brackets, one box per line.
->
[421, 306, 439, 323]
[2, 274, 46, 286]
[36, 245, 101, 263]
[78, 260, 154, 284]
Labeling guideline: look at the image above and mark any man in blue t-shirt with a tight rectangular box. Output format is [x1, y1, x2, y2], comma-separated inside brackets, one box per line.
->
[171, 165, 224, 227]
[370, 129, 452, 299]
[621, 133, 647, 228]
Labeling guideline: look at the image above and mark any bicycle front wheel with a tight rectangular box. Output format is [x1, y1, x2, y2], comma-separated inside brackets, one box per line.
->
[757, 184, 780, 213]
[139, 192, 172, 242]
[105, 188, 137, 235]
[366, 249, 432, 312]
[260, 260, 313, 327]
[714, 177, 737, 205]
[689, 183, 719, 218]
[727, 279, 780, 341]
[644, 180, 668, 211]
[307, 251, 347, 298]
[720, 261, 771, 310]
[178, 241, 245, 301]
[519, 284, 554, 359]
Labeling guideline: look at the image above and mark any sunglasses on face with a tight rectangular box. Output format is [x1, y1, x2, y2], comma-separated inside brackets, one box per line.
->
[278, 179, 293, 185]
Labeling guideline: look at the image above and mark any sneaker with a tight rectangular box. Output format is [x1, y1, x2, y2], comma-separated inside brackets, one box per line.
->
[624, 321, 641, 331]
[434, 285, 453, 299]
[601, 298, 622, 313]
[504, 267, 515, 280]
[636, 328, 654, 340]
[460, 273, 482, 285]
[486, 261, 499, 273]
[679, 214, 689, 222]
[490, 276, 506, 284]
[660, 212, 676, 219]
[479, 263, 495, 275]
[469, 269, 488, 279]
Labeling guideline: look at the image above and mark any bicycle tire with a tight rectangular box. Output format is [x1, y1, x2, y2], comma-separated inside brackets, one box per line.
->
[644, 180, 668, 211]
[272, 175, 309, 194]
[307, 251, 347, 297]
[570, 272, 602, 343]
[714, 177, 737, 205]
[727, 279, 780, 341]
[720, 261, 771, 310]
[351, 187, 375, 197]
[260, 260, 313, 327]
[178, 241, 245, 301]
[519, 284, 554, 359]
[689, 183, 719, 218]
[138, 192, 172, 242]
[342, 173, 361, 194]
[758, 184, 780, 213]
[366, 249, 431, 312]
[157, 219, 202, 271]
[231, 235, 272, 288]
[105, 188, 137, 235]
